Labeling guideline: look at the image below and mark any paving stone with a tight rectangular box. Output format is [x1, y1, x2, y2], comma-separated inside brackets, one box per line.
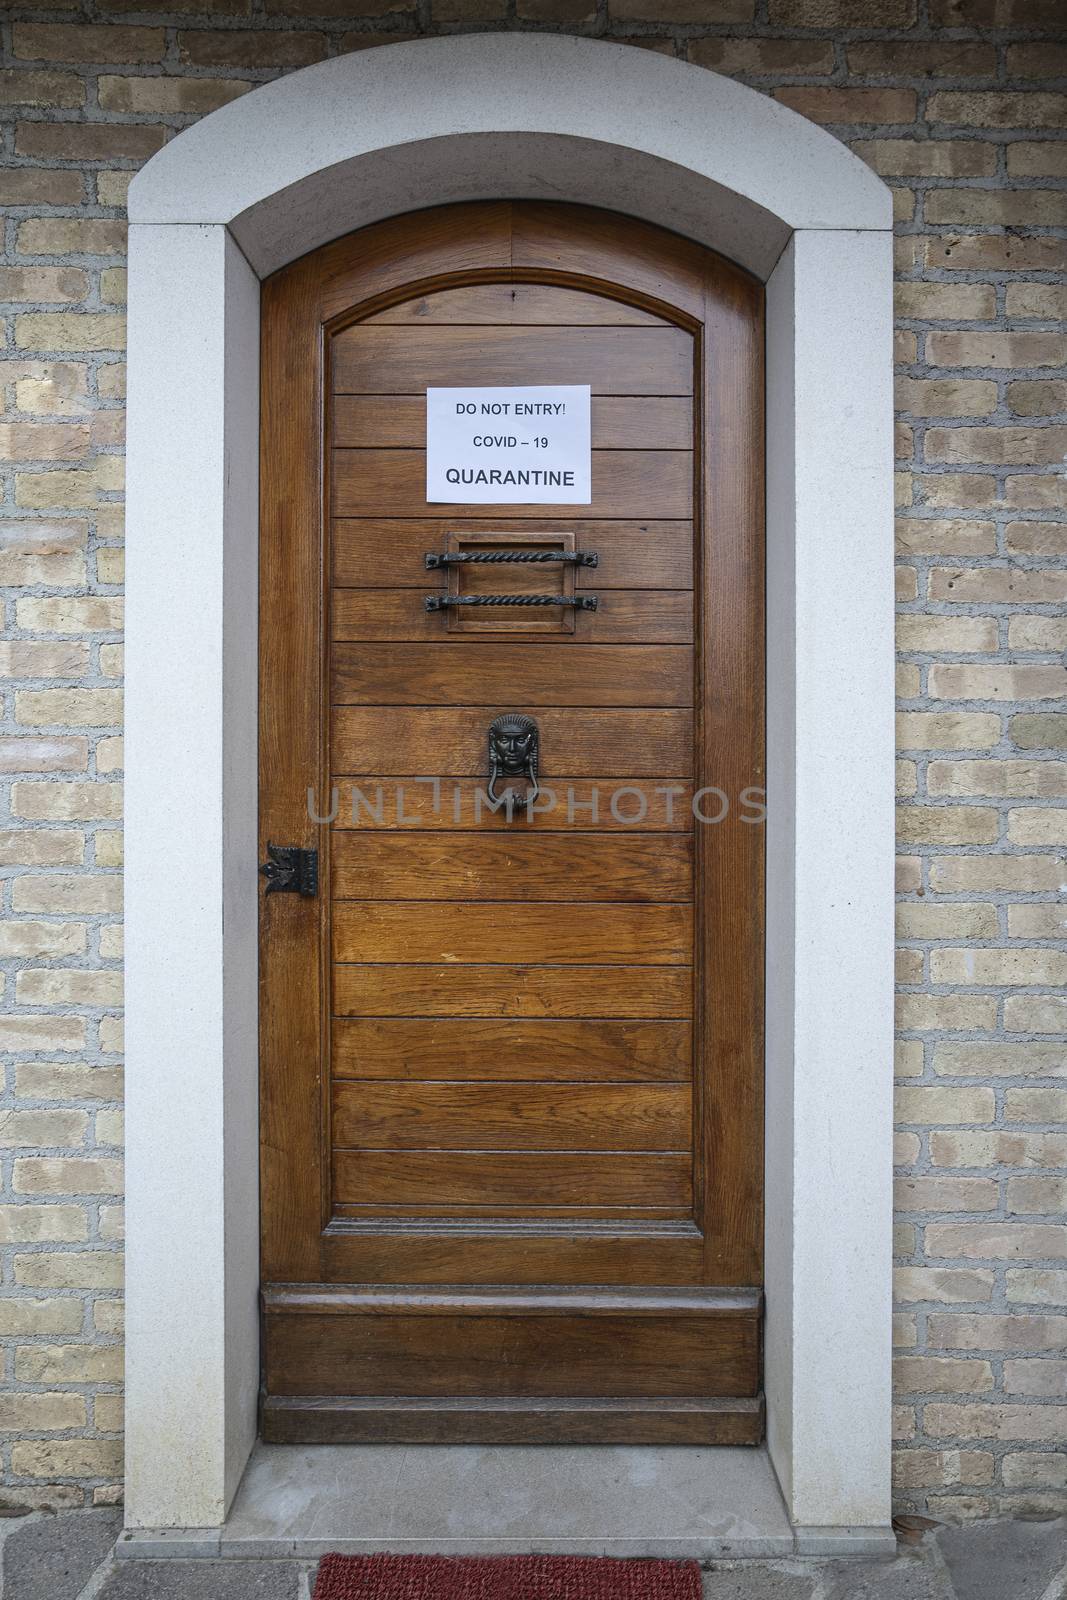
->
[2, 1508, 121, 1600]
[822, 1551, 954, 1600]
[935, 1516, 1067, 1600]
[702, 1561, 819, 1597]
[97, 1558, 304, 1600]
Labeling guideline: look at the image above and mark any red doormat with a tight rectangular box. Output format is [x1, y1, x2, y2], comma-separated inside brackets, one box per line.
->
[313, 1554, 702, 1599]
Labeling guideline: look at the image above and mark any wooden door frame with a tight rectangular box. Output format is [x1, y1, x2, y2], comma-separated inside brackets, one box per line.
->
[124, 34, 895, 1541]
[259, 203, 764, 1307]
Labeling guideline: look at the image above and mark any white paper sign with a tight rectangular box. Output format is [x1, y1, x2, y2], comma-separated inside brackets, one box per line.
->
[426, 385, 591, 505]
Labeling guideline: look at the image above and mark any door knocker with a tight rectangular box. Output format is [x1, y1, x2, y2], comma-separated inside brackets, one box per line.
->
[487, 713, 539, 812]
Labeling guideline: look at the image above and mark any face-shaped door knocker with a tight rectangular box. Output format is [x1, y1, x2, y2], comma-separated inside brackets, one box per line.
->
[487, 713, 539, 812]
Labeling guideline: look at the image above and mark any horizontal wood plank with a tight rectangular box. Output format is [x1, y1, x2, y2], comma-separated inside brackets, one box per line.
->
[331, 643, 693, 708]
[331, 833, 692, 902]
[265, 1311, 752, 1397]
[332, 521, 693, 591]
[334, 963, 692, 1018]
[333, 1081, 691, 1151]
[332, 1150, 692, 1207]
[331, 449, 692, 520]
[330, 778, 695, 830]
[332, 325, 694, 395]
[332, 395, 692, 450]
[261, 1395, 764, 1446]
[318, 1229, 705, 1286]
[332, 902, 692, 965]
[361, 284, 671, 326]
[331, 1018, 692, 1080]
[332, 589, 694, 644]
[332, 707, 693, 777]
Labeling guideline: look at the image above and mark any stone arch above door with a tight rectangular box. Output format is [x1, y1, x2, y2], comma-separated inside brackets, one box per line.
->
[124, 32, 896, 1548]
[128, 33, 889, 280]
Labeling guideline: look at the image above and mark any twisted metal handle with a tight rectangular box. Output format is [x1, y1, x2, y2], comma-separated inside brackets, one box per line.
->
[425, 549, 597, 569]
[424, 593, 597, 612]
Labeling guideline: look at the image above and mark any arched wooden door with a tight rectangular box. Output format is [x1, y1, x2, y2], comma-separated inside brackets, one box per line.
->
[258, 202, 765, 1444]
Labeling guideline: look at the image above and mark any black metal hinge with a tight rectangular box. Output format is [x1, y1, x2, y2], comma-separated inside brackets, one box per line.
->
[259, 843, 318, 897]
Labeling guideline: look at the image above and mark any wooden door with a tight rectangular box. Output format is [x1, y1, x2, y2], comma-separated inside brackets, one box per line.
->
[259, 203, 764, 1445]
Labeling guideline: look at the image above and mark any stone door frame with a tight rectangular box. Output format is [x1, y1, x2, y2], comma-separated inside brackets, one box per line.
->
[123, 32, 895, 1543]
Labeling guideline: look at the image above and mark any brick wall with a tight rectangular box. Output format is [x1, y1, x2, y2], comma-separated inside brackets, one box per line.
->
[1, 0, 1064, 1520]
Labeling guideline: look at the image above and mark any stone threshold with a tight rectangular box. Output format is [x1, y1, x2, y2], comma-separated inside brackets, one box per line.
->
[117, 1442, 896, 1561]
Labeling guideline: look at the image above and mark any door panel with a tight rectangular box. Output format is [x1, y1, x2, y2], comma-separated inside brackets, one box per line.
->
[331, 834, 694, 901]
[331, 449, 692, 519]
[330, 643, 693, 707]
[333, 395, 693, 450]
[331, 1018, 693, 1081]
[331, 324, 694, 393]
[260, 202, 764, 1446]
[332, 520, 694, 589]
[332, 707, 694, 775]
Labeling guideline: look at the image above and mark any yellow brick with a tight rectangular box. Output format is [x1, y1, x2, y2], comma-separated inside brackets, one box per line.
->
[926, 190, 1067, 228]
[100, 645, 124, 678]
[95, 832, 123, 869]
[14, 361, 88, 415]
[100, 268, 127, 303]
[15, 311, 126, 352]
[0, 1014, 85, 1052]
[99, 1204, 124, 1241]
[895, 379, 997, 418]
[94, 1393, 124, 1432]
[1005, 997, 1067, 1034]
[0, 830, 83, 867]
[96, 737, 123, 774]
[928, 665, 1067, 701]
[897, 713, 1001, 750]
[0, 641, 90, 677]
[896, 806, 998, 844]
[99, 1016, 123, 1053]
[0, 1392, 86, 1431]
[99, 925, 124, 958]
[0, 1204, 87, 1242]
[16, 598, 123, 633]
[15, 1062, 122, 1100]
[895, 517, 996, 556]
[929, 761, 1067, 799]
[0, 1297, 83, 1335]
[12, 781, 123, 821]
[897, 903, 998, 939]
[0, 921, 86, 959]
[12, 23, 166, 63]
[1006, 284, 1067, 319]
[930, 856, 1066, 893]
[15, 969, 123, 1006]
[0, 267, 89, 304]
[97, 173, 133, 208]
[934, 1042, 1067, 1078]
[96, 547, 124, 583]
[896, 1087, 996, 1125]
[98, 74, 251, 113]
[1006, 522, 1067, 558]
[0, 550, 86, 585]
[12, 875, 121, 915]
[15, 471, 100, 510]
[15, 1343, 123, 1383]
[15, 690, 123, 728]
[14, 1158, 123, 1196]
[896, 994, 998, 1033]
[897, 616, 998, 654]
[919, 474, 997, 512]
[1008, 809, 1067, 846]
[932, 948, 1067, 986]
[93, 1301, 123, 1335]
[927, 429, 1067, 469]
[894, 1267, 995, 1304]
[15, 1251, 122, 1289]
[928, 91, 1067, 129]
[11, 1439, 122, 1478]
